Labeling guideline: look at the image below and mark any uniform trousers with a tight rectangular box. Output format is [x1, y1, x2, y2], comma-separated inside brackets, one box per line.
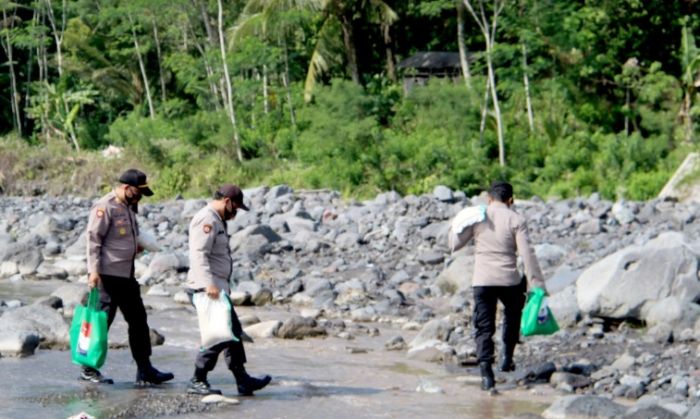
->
[472, 277, 527, 364]
[187, 291, 247, 375]
[98, 274, 152, 369]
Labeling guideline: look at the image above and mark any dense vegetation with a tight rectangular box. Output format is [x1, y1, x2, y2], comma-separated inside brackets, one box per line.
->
[1, 0, 700, 199]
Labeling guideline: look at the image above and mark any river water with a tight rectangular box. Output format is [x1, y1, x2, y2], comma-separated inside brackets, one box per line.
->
[0, 280, 555, 418]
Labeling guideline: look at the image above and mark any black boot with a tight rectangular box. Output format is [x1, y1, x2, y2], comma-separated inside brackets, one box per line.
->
[499, 350, 516, 372]
[135, 365, 175, 386]
[479, 362, 495, 391]
[80, 366, 114, 384]
[232, 366, 271, 396]
[187, 368, 222, 395]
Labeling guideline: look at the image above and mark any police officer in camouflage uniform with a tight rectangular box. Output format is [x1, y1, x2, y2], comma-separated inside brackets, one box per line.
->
[185, 184, 271, 396]
[83, 169, 174, 386]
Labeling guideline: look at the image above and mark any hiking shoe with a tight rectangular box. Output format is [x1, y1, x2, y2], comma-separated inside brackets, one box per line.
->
[187, 378, 222, 396]
[135, 367, 174, 386]
[80, 367, 114, 384]
[237, 374, 271, 396]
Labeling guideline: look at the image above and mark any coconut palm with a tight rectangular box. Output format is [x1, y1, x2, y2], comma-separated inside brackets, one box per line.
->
[234, 0, 397, 102]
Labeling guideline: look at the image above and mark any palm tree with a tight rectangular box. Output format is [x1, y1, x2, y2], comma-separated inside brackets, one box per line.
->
[236, 0, 397, 102]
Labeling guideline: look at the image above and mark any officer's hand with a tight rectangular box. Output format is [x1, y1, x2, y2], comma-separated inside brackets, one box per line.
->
[88, 272, 101, 288]
[206, 284, 220, 299]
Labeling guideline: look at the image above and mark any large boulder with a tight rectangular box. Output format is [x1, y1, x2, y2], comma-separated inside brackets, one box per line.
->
[409, 318, 454, 349]
[542, 395, 626, 419]
[0, 304, 70, 351]
[577, 233, 700, 320]
[277, 316, 327, 339]
[435, 253, 473, 295]
[51, 284, 89, 317]
[548, 285, 580, 328]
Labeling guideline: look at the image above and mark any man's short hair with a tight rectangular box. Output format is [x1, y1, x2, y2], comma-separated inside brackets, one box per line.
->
[488, 181, 513, 202]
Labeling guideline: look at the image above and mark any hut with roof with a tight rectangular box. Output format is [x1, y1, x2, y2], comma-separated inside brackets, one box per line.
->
[397, 51, 467, 93]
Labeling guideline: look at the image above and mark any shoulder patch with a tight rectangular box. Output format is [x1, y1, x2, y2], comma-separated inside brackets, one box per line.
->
[96, 208, 105, 218]
[203, 224, 213, 234]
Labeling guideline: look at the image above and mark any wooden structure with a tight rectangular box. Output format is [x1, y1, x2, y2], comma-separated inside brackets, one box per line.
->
[397, 51, 465, 93]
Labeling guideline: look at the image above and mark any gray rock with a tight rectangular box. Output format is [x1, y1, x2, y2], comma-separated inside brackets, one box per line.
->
[51, 284, 88, 317]
[277, 316, 327, 339]
[433, 185, 454, 202]
[244, 320, 282, 339]
[577, 219, 602, 235]
[417, 251, 444, 265]
[0, 330, 41, 357]
[0, 304, 69, 350]
[406, 339, 454, 362]
[542, 395, 626, 419]
[577, 233, 700, 320]
[335, 232, 361, 249]
[385, 335, 407, 351]
[550, 372, 593, 392]
[409, 318, 454, 349]
[622, 405, 680, 419]
[548, 285, 580, 328]
[435, 253, 473, 295]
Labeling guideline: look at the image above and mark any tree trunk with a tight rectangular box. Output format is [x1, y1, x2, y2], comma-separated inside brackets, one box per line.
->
[464, 0, 505, 166]
[383, 24, 396, 82]
[522, 43, 534, 133]
[262, 64, 269, 114]
[340, 14, 360, 84]
[186, 18, 221, 109]
[152, 18, 167, 102]
[457, 1, 472, 89]
[479, 76, 490, 144]
[217, 0, 243, 162]
[282, 40, 296, 127]
[684, 90, 694, 143]
[44, 0, 65, 77]
[2, 8, 22, 134]
[129, 13, 155, 119]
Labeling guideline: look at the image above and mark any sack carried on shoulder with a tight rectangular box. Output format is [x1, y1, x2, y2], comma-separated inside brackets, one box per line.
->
[70, 288, 108, 369]
[193, 293, 240, 348]
[520, 287, 560, 336]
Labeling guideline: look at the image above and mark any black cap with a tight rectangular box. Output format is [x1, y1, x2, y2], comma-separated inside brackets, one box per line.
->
[118, 169, 154, 196]
[217, 184, 249, 210]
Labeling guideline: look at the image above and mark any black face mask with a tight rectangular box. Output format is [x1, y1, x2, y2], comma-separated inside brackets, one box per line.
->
[223, 201, 237, 220]
[125, 188, 142, 212]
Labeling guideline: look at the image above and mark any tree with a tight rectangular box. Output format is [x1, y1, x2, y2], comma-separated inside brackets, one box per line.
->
[217, 0, 243, 162]
[463, 0, 506, 166]
[680, 22, 700, 143]
[1, 1, 21, 134]
[304, 0, 398, 101]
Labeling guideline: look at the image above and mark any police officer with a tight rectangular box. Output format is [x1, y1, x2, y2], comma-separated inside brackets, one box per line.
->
[83, 169, 174, 386]
[453, 181, 546, 392]
[185, 184, 271, 396]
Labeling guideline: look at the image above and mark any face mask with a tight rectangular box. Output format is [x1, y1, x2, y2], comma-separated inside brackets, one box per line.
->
[223, 200, 237, 220]
[125, 187, 142, 207]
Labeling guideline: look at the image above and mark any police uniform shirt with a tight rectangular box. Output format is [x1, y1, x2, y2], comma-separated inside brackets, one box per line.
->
[86, 191, 139, 278]
[457, 201, 545, 289]
[186, 205, 233, 293]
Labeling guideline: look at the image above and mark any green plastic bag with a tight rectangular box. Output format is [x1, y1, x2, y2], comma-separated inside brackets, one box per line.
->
[70, 288, 108, 369]
[520, 287, 560, 336]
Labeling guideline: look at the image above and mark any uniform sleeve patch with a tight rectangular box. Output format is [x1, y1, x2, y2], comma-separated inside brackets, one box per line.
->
[96, 208, 105, 218]
[203, 224, 212, 234]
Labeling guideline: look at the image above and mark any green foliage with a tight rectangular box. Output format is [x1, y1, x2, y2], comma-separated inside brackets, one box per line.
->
[2, 0, 700, 201]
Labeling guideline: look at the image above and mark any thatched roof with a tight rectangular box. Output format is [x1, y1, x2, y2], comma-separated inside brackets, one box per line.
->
[398, 52, 462, 70]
